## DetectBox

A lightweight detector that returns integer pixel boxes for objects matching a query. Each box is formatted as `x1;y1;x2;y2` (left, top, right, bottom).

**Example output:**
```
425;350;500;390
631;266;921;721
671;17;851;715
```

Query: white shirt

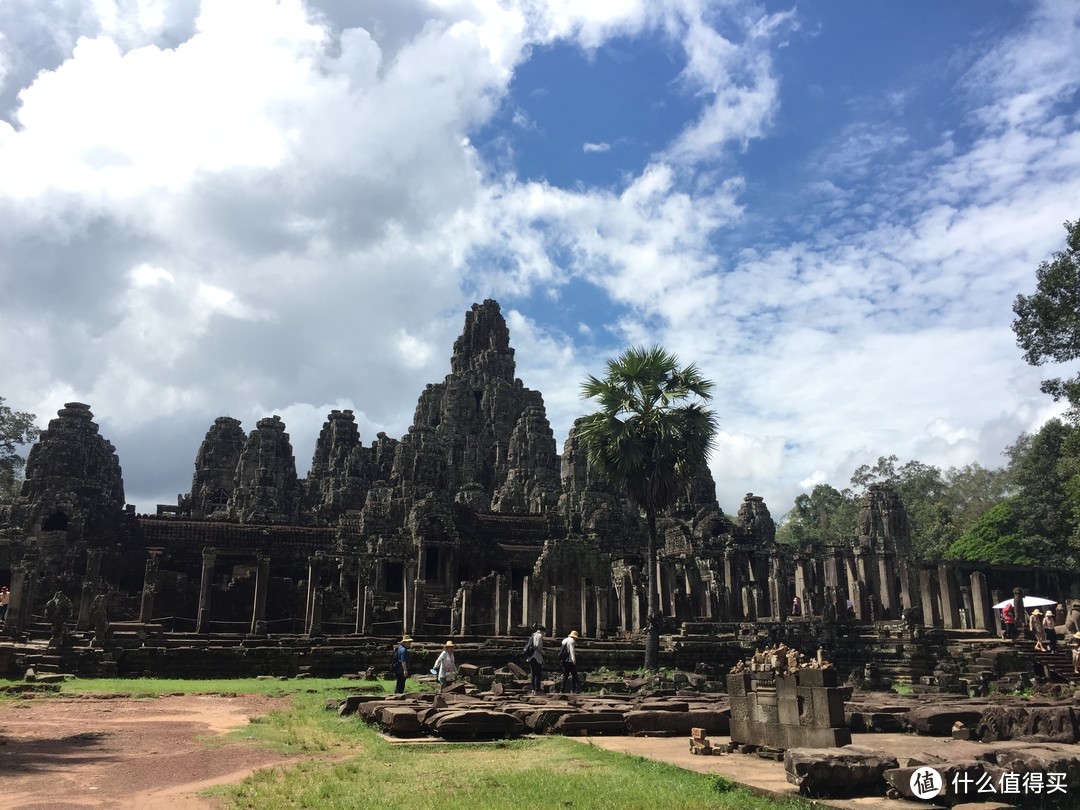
561;636;576;664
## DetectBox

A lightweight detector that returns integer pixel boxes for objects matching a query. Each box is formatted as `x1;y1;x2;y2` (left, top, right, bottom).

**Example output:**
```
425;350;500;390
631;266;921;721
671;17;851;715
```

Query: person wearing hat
559;630;580;694
1030;610;1047;652
1043;609;1059;653
393;636;412;693
433;640;458;691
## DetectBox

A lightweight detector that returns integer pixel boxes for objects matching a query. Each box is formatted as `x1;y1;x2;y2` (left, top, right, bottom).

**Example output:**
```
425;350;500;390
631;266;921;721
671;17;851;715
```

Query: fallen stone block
906;705;986;736
430;709;525;740
377;706;422;735
785;745;898;798
553;711;626;736
625;709;729;737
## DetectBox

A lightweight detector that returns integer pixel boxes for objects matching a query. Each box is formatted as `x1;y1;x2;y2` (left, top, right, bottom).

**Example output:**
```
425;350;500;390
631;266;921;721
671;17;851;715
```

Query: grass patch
19;677;808;810
217;727;804;810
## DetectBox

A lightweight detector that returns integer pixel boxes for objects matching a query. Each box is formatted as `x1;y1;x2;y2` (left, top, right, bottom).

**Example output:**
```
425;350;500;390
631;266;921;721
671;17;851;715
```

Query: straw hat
400;636;413;644
1032;609;1043;616
569;630;579;639
444;640;455;647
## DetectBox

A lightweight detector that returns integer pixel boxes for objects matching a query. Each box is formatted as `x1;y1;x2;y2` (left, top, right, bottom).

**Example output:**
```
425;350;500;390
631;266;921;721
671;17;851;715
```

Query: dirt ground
0;693;304;809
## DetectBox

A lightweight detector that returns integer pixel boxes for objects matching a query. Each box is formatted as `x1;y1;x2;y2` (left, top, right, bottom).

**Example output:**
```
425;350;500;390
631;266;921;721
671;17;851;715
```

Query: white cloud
583;141;610;153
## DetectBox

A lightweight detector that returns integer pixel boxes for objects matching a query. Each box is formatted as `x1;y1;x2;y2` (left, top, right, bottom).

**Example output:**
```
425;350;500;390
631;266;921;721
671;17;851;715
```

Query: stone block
727;672;751;698
906;705;985;737
796;668;839;688
785;746;897;798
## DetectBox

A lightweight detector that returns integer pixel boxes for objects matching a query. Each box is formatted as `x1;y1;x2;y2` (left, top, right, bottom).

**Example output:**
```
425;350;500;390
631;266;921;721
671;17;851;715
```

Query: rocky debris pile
728;642;833;675
883;740;1080;807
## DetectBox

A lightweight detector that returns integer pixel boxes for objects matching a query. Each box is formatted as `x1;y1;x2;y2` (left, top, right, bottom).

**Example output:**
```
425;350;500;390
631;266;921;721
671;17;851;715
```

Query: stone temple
0;300;1077;680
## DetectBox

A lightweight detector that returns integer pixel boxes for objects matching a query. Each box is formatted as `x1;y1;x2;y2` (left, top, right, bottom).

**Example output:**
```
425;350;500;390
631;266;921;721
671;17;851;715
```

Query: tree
1013;218;1080;414
944;499;1032;565
577;346;718;671
776;483;857;546
1;396;40;502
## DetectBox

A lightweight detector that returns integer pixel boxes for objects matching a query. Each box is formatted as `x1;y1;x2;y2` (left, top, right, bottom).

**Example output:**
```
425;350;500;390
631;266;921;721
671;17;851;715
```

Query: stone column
494;574;505;636
250;554;270;636
549;586;560;635
4;562;27;638
938;564;961;629
459;584;472;636
878;552;898;620
632;584;645;631
592;586;604;638
507;588;519;632
723;551;739;619
139;551;161;624
969;571;993;632
580;578;590;637
305;555;323;636
78;548;105;630
410;578;425;636
309;589;323;636
851;547;870;621
354;561;364;635
897;557;915;611
769;555;786;621
960;585;974;630
196;547;216;634
361;585;374;635
918;568;939;628
794;556;811;619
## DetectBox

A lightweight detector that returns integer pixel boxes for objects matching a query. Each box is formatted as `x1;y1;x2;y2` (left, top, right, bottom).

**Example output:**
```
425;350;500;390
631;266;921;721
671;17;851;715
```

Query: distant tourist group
389;623;582;695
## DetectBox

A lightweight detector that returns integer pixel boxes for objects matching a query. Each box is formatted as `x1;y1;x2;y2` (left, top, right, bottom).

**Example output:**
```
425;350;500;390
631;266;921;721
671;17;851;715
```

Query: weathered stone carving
229;416;302;524
185;416;245;519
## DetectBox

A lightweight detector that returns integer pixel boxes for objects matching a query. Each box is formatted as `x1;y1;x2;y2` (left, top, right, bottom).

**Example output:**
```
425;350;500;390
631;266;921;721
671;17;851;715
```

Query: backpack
559;640;570;663
390;648;403;674
522;639;535;660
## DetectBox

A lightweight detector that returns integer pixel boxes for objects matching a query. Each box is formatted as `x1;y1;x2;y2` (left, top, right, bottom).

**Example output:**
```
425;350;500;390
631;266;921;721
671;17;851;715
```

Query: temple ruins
0;299;1078;681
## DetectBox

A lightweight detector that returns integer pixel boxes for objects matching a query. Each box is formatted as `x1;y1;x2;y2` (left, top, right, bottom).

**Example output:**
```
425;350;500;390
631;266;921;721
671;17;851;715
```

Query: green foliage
1013;218;1080;414
943;499;1033;564
778;455;1011;561
577;345;718;516
0;396;39;502
578;345;717;670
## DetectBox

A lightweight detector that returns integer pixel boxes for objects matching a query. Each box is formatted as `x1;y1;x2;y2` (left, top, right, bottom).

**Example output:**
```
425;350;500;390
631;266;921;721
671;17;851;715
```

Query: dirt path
0;693;304;809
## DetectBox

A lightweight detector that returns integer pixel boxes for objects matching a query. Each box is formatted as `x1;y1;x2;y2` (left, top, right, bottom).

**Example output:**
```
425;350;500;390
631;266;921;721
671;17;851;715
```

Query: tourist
1072;632;1080;674
393;635;412;693
1043;610;1058;653
526;623;545;693
1030;610;1047;652
791;596;802;617
560;630;579;694
433;640;457;691
0;585;8;624
1002;601;1016;640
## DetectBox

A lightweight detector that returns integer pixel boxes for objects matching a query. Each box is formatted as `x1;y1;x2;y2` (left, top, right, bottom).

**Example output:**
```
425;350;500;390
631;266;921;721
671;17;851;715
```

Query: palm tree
577;345;717;670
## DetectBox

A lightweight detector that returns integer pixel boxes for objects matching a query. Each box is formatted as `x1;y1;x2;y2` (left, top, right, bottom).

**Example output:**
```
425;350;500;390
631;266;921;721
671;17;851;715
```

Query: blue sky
0;0;1078;519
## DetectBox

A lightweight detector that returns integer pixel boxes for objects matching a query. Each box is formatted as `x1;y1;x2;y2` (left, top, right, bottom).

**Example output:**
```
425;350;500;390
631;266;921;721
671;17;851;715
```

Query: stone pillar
897;557;915;610
507;588;519;632
196;547;216;634
4;562;28;638
851;547;870;621
616;579;628;632
459;584;472;636
78;548;105;630
592;586;603;638
969;571;993;632
305;555;323;636
410;578;425;636
549;586;560;635
878;552;898;620
402;564;415;636
580;578;590;637
794;557;810;619
304;555;319;629
769;555;786;621
723;551;739;619
492;575;504;636
361;585;374;635
632;584;645;631
960;585;974;630
354;561;364;635
250;554;270;635
918;568;939;628
938;564;961;629
139;551;161;624
309;589;323;636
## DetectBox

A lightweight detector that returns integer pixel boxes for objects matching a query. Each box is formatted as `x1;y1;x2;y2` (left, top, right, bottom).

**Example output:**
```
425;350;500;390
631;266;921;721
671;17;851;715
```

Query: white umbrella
991;596;1058;610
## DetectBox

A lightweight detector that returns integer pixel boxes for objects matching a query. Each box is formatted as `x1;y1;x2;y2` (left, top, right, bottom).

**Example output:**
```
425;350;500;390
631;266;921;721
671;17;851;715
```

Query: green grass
23;677;809;810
